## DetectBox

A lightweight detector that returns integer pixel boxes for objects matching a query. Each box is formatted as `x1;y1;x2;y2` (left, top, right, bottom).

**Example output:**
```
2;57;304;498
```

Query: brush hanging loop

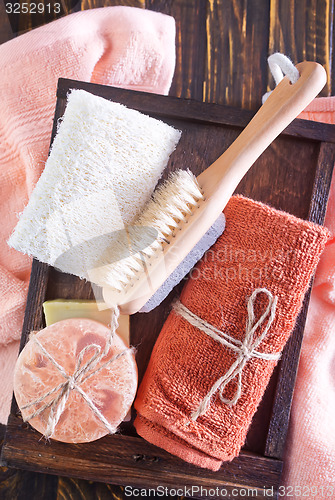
262;53;300;103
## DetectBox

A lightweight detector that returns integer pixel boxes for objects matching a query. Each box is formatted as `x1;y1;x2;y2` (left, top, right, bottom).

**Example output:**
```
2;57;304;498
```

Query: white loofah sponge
8;90;181;280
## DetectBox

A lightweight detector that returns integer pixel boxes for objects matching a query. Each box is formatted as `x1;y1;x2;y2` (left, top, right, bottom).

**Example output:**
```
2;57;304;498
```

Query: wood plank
0;0;16;43
5;0;143;36
57;78;335;143
1;420;125;500
57;476;124;500
332;0;335;94
146;0;207;100
0;421;57;500
204;0;271;109
0;466;58;500
6;0;81;35
3;415;282;496
7;260;49;421
81;0;144;10
268;0;332;96
307;142;335;225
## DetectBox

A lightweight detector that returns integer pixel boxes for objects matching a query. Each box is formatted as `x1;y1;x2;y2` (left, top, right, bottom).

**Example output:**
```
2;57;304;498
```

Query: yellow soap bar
43;300;130;345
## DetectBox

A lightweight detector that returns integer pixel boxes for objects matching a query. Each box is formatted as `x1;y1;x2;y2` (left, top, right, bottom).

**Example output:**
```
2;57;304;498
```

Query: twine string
173;288;281;421
21;305;134;438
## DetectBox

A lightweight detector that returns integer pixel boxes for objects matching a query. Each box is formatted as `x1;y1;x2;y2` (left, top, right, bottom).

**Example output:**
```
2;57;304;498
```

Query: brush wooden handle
197;61;326;202
104;61;326;315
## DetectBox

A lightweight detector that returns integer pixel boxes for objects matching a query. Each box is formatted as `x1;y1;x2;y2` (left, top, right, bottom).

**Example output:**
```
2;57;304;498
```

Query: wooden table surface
0;1;334;498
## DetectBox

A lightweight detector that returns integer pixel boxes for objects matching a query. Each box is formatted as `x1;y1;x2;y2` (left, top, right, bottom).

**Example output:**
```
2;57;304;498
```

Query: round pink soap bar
14;318;137;443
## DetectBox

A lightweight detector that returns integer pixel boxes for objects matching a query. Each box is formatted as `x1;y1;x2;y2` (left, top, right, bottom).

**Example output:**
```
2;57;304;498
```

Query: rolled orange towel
134;195;330;470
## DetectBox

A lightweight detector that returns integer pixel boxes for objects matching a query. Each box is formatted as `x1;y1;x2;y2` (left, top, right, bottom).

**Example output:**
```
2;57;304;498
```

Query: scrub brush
100;58;327;314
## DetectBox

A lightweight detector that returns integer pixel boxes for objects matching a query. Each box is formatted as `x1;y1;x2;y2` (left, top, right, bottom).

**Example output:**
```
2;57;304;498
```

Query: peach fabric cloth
282;99;335;493
134;195;329;470
0;6;176;424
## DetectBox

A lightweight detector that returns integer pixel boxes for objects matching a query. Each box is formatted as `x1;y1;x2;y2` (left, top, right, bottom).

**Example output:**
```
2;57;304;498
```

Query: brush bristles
96;170;203;291
138;169;203;236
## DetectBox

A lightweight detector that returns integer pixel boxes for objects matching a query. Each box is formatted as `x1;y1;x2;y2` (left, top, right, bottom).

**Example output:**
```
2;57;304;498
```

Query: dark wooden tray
2;78;335;499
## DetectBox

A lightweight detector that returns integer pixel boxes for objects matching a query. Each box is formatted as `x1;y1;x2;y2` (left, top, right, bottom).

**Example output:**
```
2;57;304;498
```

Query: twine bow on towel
21;306;134;439
173;288;281;421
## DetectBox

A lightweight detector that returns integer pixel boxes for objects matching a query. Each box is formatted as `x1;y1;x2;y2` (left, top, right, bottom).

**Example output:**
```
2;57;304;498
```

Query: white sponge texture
8;89;181;280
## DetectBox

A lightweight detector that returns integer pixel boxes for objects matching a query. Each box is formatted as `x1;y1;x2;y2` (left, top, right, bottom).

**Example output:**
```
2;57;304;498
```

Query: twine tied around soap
21;305;134;439
173;288;281;421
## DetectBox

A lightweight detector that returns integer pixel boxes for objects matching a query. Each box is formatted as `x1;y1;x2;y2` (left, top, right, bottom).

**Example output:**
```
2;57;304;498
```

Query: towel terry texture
134;195;329;470
282;99;335;495
0;6;176;424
